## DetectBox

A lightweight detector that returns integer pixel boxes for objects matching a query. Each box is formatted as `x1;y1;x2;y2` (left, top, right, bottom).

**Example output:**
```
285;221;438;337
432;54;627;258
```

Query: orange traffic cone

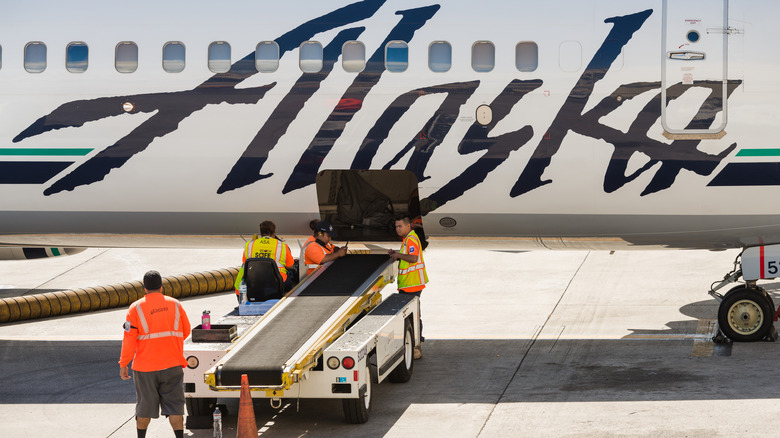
236;374;258;437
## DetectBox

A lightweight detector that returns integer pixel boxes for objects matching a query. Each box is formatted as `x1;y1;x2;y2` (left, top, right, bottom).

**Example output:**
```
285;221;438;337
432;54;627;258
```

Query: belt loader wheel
184;397;217;429
342;362;372;424
388;319;414;383
717;287;774;342
185;397;216;416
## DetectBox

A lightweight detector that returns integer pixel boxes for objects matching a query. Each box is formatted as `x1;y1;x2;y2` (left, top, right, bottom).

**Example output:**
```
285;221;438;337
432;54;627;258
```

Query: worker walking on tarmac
388;215;428;359
303;221;347;277
235;220;296;301
119;270;191;438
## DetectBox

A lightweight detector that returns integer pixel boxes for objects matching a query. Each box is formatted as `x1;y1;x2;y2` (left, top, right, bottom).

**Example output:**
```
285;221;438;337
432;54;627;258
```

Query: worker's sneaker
413;346;423;360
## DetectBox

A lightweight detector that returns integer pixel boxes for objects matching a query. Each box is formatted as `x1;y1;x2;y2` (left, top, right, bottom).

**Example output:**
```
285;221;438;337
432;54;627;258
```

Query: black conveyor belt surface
219;254;391;386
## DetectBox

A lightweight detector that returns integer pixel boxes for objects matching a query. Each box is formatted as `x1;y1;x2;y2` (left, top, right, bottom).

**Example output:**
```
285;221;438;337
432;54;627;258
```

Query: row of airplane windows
0;40;542;74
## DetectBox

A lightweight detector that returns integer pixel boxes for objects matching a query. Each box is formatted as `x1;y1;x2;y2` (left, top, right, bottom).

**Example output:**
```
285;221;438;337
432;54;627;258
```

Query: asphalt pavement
2;245;779;437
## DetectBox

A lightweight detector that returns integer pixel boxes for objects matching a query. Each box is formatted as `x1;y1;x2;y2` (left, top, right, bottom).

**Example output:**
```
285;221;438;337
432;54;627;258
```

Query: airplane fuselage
1;0;778;249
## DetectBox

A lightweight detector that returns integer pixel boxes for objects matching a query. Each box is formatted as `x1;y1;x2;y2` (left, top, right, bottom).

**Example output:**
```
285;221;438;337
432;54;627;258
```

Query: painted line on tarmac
690;318;718;357
0;335;121;341
623;333;714;341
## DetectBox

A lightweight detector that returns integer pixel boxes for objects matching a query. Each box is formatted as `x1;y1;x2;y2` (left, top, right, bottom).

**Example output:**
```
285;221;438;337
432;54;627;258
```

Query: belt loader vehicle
182;253;420;425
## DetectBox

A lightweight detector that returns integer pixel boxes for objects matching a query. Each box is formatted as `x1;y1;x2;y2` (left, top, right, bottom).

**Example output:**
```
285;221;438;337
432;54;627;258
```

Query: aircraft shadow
3;297;779;436
0;340;134;404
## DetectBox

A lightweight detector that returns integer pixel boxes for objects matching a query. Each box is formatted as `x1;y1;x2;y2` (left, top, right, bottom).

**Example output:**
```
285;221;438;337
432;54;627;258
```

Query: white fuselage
0;0;778;249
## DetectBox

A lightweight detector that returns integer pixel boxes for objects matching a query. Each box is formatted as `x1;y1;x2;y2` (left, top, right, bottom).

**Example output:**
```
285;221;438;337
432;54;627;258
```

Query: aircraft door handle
668;51;706;61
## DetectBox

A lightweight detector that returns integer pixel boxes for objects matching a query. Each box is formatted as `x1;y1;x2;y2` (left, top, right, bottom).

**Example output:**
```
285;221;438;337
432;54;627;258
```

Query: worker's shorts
133;366;184;418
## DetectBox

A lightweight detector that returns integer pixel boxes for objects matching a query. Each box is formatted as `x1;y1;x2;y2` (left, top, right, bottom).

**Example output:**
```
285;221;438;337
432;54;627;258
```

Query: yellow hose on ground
0;267;239;324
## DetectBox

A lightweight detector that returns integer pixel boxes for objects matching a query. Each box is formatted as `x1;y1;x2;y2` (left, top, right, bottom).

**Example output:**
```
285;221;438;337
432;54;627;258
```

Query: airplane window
428;41;451;72
66;42;88;73
472;41;495;72
300;41;323;73
24;42;46;73
515;42;538;72
559;41;581;72
208;41;231;74
163;42;185;73
115;42;138;73
342;41;365;73
256;41;279;72
385;41;408;72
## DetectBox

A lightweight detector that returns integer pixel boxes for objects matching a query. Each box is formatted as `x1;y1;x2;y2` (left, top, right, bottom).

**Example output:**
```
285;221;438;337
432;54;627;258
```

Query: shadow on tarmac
3;297;779;436
0;340;134;404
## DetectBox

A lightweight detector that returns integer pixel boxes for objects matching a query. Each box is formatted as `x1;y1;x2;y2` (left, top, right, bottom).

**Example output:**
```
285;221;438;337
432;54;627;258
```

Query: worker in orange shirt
303;221;347;277
119;270;191;438
388;215;428;359
298;220;318;276
235;220;296;301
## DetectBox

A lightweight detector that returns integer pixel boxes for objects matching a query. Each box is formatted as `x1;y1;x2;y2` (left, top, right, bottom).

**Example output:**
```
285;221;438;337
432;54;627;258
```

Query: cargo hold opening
315;170;422;242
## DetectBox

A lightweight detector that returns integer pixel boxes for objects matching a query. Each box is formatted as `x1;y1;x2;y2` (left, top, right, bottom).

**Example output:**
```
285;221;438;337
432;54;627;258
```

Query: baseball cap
143;270;163;290
314;221;336;237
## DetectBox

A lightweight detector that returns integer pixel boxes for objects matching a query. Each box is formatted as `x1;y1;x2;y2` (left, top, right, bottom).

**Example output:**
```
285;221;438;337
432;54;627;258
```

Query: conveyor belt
217;254;391;386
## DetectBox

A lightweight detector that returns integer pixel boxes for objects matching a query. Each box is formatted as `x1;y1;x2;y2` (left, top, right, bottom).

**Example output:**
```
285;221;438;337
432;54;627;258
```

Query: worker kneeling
235;221;297;303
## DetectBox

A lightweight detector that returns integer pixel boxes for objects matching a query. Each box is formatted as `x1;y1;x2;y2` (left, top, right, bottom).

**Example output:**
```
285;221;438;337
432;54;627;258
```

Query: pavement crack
26;249;111;295
476;251;591;437
106;415;135;437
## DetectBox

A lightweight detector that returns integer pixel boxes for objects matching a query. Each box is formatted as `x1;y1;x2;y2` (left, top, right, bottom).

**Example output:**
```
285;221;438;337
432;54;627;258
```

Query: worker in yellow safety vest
235;220;295;301
388;215;428;359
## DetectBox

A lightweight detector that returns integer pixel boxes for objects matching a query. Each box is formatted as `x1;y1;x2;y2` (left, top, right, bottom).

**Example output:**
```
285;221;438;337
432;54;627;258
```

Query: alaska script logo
12;1;739;211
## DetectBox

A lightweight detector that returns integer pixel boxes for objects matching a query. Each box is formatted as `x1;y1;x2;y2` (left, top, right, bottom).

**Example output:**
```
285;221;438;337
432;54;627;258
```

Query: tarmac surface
2;245;780;437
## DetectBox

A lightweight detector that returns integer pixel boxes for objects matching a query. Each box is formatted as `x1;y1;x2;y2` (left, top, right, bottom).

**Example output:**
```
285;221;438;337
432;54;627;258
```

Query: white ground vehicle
183;254;420;425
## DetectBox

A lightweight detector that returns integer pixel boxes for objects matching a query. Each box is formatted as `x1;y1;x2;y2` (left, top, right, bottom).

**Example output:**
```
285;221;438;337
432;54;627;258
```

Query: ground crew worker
303;221;347;277
119;270;191;438
388;215;428;359
412;216;429;250
298;220;319;276
235;220;296;301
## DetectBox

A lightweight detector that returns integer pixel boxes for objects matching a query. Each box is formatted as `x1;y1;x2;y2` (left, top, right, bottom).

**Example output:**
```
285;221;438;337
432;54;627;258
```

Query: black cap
314;221;336;237
143;270;163;291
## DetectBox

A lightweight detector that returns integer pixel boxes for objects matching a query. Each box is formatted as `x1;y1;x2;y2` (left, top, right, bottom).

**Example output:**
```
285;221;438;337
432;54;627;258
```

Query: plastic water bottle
239;280;247;304
213;406;222;438
202;310;211;330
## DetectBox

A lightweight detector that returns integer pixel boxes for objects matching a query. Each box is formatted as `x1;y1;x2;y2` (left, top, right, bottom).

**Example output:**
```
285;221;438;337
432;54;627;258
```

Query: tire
723;285;775;310
388;320;414;383
185;397;217;429
764;290;776;313
185;397;216;416
342;369;372;424
718;287;774;342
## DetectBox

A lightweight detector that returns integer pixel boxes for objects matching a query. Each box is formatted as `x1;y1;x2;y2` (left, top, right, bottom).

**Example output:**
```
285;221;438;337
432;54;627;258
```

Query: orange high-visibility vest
397;230;428;292
304;239;333;276
119;293;191;372
298;236;315;278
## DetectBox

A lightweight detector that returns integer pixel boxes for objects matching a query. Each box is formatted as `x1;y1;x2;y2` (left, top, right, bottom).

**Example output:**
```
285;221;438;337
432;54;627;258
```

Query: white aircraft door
662;0;728;135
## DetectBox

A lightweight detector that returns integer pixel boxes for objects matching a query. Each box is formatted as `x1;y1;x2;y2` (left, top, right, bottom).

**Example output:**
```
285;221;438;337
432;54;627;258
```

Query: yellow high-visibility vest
397;230;427;291
234;236;289;290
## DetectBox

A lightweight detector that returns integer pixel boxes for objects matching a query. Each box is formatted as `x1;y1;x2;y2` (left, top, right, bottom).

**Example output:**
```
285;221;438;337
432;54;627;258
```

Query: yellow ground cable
0;267;239;324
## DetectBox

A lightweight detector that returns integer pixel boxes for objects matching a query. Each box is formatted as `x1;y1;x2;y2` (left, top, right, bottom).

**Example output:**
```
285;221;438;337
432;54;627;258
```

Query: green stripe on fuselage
736;149;780;157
